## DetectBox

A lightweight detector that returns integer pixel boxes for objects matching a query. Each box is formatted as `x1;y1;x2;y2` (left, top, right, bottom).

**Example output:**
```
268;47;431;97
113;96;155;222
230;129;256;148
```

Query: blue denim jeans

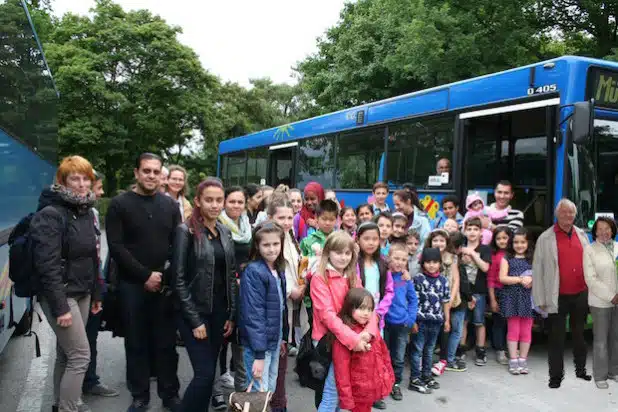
385;323;410;384
318;363;340;412
176;310;226;411
447;310;466;363
468;293;487;325
244;344;281;392
410;321;442;380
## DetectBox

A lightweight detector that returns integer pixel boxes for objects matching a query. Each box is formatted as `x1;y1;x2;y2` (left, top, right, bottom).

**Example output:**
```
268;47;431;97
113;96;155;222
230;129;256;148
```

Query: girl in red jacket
333;288;395;412
311;231;379;412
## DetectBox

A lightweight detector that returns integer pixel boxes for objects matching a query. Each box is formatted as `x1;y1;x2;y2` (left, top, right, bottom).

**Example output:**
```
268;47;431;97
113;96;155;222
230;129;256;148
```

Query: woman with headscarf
292;181;325;242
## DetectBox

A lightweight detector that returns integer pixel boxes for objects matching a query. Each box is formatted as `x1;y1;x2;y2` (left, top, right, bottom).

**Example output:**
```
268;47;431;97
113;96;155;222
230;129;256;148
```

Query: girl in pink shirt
311;231;379;412
488;226;511;365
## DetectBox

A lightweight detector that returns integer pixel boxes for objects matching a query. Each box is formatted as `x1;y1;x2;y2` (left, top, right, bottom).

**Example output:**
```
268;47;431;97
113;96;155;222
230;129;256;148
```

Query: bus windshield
571;118;618;228
594;119;618;217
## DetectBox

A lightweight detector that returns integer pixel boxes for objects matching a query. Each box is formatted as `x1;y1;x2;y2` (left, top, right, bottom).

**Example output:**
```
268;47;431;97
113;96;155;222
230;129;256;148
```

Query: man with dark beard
106;153;181;412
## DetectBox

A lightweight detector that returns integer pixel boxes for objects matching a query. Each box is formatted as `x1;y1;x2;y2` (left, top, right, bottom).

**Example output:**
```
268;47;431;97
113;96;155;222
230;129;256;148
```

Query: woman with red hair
292;182;325;242
30;155;102;412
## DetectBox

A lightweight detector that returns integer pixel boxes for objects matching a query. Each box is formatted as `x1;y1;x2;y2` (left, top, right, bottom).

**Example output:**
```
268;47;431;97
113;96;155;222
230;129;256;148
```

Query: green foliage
43;0;217;192
296;0;550;111
95;196;112;227
535;0;618;58
0;0;59;162
12;0;618;196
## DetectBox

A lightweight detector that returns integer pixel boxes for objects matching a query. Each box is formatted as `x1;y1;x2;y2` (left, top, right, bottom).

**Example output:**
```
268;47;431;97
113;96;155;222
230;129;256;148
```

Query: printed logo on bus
420;195;440;220
274;124;294;140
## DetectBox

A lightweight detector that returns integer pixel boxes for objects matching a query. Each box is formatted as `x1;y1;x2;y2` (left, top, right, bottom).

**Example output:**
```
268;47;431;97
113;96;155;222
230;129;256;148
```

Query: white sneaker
431;360;446;376
218;371;235;389
288;346;299;357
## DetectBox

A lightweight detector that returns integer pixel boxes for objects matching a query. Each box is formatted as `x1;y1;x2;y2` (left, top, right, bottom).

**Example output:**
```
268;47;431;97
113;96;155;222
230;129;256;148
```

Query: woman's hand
521;276;532;289
57;311;72;328
468;296;476;310
252;359;265;379
91;301;103;315
411;323;419;334
193;324;207;340
223;321;234;338
444;321;451;333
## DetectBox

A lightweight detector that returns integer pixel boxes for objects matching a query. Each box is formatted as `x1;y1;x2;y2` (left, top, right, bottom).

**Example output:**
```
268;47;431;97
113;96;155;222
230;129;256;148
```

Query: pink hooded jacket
311;267;379;350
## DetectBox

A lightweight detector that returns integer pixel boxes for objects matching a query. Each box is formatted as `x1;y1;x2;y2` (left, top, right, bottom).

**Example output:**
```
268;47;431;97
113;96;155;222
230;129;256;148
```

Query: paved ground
2;233;618;411
2;313;618;412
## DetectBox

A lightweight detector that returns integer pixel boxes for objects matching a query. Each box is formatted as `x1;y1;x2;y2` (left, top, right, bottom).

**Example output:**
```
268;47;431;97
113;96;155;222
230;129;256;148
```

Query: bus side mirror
570;99;595;145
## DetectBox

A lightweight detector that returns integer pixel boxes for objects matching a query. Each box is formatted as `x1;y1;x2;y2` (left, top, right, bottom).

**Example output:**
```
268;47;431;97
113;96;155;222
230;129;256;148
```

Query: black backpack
8;206;70;298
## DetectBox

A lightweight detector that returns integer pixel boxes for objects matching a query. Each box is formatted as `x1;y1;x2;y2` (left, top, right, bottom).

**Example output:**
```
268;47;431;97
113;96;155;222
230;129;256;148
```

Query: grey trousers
590;306;618;381
42;296;91;412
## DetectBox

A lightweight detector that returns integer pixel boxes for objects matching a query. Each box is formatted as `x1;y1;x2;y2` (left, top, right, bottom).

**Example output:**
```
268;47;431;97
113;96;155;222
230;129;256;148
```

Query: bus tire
12;309;31;337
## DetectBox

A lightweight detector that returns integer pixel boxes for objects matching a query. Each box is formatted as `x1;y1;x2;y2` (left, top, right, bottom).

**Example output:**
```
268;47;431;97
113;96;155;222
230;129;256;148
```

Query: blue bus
218;56;616;234
0;0;59;354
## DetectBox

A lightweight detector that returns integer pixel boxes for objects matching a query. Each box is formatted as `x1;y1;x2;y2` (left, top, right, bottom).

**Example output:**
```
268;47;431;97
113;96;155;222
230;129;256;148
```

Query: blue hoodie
385;271;418;327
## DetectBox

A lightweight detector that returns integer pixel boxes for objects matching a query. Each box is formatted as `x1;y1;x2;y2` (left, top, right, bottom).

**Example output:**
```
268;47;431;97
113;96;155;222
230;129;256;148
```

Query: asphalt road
1;233;618;411
2;309;618;412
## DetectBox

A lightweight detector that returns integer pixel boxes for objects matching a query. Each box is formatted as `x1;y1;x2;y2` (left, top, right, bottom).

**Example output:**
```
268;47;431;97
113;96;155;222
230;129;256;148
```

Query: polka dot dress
499;257;533;318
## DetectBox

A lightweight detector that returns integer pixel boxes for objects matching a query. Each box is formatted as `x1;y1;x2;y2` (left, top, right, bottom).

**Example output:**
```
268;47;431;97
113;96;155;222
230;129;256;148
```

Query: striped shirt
488;203;524;231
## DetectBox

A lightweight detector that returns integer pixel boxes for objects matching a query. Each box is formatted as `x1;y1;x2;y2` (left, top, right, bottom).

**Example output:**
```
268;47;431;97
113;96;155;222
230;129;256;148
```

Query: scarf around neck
218;210;252;244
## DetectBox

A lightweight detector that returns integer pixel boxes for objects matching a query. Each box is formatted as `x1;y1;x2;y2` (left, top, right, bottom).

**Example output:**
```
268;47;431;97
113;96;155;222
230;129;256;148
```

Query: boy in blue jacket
384;242;418;401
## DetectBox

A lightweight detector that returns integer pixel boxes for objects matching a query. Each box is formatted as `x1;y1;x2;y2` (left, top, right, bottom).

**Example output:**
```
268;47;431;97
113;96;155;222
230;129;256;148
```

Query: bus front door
457;99;558;234
268;142;297;188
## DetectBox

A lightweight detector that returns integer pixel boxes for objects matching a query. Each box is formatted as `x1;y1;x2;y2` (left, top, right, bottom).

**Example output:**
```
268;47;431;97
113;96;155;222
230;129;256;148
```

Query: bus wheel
12;310;31;336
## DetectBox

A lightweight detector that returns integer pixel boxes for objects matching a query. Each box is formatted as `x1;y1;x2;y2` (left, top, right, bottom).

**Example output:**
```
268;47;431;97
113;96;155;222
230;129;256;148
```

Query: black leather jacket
172;222;238;329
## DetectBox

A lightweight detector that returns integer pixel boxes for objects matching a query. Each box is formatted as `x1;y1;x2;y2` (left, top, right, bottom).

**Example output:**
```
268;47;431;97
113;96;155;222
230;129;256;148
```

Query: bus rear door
456;98;559;236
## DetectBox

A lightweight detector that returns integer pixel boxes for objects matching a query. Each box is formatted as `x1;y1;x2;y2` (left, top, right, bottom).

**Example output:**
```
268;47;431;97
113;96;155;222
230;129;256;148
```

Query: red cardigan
332;323;395;410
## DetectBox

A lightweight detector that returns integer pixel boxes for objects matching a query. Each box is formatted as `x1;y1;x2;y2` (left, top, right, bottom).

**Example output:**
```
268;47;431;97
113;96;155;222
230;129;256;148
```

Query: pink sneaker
432;360;447;376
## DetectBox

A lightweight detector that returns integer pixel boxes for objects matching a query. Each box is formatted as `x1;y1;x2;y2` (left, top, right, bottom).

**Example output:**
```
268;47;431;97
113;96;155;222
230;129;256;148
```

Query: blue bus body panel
219;56;618;214
220;56;618;156
367;89;449;124
0;130;55;354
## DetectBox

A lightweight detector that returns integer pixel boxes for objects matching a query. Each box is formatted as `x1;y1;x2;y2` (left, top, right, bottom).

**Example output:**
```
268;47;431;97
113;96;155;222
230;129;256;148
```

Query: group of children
238;180;536;412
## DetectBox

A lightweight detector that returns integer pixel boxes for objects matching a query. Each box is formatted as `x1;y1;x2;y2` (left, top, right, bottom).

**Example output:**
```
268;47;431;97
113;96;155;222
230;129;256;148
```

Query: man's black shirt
106;191;181;284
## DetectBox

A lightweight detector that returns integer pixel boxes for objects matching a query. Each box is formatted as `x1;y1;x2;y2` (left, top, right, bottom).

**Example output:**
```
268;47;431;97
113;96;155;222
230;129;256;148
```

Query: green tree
296;0;551;111
44;0;218;192
536;0;618;58
0;0;59;163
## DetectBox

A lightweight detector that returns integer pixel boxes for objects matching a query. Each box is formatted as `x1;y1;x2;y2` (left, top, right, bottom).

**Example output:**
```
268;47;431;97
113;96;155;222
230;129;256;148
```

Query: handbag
294;328;333;391
228;379;273;412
